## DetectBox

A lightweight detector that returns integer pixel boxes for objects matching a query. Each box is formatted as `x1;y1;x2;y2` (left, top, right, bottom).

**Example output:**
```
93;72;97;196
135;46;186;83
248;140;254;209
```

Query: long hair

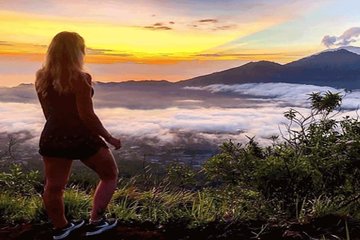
35;31;85;96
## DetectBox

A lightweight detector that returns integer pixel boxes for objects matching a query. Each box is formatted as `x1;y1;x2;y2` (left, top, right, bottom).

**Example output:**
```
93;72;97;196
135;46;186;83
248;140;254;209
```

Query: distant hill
178;49;360;89
176;61;283;86
95;80;173;87
8;48;360;90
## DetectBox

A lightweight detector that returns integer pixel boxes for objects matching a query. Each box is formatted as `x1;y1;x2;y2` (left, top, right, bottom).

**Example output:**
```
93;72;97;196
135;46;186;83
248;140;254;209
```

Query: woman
35;31;121;239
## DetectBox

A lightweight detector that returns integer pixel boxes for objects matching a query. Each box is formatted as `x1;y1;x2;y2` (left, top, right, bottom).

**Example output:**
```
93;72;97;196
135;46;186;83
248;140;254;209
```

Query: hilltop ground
1;214;360;240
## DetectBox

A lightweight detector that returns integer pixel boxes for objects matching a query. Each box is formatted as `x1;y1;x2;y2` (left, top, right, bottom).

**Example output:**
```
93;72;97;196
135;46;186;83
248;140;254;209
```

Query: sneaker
85;218;118;236
53;220;85;240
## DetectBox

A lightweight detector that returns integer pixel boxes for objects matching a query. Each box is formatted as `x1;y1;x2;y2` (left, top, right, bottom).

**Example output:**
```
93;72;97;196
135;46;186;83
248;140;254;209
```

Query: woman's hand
106;136;122;150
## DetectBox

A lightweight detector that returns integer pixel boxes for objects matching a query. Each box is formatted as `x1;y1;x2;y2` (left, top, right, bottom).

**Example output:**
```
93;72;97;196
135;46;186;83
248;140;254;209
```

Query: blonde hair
35;31;85;96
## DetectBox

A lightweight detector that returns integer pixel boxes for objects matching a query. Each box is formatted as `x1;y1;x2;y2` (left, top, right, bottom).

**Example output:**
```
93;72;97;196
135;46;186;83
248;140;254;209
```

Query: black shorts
39;133;109;160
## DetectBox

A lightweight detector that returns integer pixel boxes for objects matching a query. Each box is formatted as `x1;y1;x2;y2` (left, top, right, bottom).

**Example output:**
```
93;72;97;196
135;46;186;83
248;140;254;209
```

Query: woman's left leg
43;157;73;229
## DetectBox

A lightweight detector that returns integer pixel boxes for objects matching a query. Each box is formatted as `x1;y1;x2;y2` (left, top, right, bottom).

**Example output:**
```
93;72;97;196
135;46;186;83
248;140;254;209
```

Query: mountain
8;48;360;90
287;49;360;68
178;49;360;89
177;61;282;86
96;80;173;87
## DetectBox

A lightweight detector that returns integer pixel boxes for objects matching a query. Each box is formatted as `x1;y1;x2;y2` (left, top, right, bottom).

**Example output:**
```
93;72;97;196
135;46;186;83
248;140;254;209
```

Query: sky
1;0;360;86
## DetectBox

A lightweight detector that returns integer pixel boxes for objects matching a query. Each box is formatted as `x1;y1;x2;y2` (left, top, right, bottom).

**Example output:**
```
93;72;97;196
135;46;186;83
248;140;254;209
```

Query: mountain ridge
10;48;360;90
176;49;360;89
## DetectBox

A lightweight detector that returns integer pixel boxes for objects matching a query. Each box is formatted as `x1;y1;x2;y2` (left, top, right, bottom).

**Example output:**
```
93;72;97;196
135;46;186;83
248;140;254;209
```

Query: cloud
321;35;337;48
0;102;44;144
0;101;287;147
0;41;13;46
190;18;236;31
86;47;114;55
194;53;282;57
0;41;47;50
4;81;358;112
86;48;133;57
143;22;173;30
1;82;360;150
213;25;237;31
184;83;360;110
0;80;261;109
198;19;218;23
322;27;360;48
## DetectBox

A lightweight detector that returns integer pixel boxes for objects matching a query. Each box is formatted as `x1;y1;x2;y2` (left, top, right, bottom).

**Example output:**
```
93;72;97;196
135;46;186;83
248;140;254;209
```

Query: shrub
166;163;197;188
0;164;41;196
204;92;360;214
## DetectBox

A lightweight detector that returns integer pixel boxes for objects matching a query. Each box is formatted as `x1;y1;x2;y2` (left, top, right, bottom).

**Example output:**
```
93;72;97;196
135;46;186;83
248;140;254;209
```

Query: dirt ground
1;215;360;240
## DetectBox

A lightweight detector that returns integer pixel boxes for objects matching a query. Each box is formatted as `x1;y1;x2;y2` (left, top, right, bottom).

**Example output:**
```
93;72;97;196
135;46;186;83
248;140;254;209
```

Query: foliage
0;163;41;196
204;137;263;186
166;163;197;188
204;91;360;215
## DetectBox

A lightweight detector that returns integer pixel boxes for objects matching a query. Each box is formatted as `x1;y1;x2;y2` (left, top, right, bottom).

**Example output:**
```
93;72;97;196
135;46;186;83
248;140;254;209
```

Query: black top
40;84;94;132
37;80;107;160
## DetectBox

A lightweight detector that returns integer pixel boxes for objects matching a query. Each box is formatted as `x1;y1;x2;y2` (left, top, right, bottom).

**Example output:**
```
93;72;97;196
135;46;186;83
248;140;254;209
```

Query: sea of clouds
185;83;360;110
1;82;360;147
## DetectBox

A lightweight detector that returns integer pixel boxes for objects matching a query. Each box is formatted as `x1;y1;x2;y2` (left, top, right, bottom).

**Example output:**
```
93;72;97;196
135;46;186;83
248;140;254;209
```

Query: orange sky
0;0;359;86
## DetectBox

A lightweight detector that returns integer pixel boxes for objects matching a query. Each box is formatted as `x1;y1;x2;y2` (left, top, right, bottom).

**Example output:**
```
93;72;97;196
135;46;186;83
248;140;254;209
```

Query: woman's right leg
81;147;118;221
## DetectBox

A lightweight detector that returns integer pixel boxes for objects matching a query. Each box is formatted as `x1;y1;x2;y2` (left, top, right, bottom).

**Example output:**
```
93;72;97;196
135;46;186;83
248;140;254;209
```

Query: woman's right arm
36;92;50;120
74;74;121;149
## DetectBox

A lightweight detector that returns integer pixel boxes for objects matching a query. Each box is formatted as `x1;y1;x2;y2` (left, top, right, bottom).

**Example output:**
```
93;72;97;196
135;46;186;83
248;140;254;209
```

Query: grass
0;163;359;239
0;185;275;226
0;169;360;239
345;219;351;240
0;192;43;224
64;186;92;220
3;184;358;226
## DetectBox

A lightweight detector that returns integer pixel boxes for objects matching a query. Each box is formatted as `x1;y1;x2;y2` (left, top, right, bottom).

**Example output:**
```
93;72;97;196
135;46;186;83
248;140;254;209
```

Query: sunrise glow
1;0;360;85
